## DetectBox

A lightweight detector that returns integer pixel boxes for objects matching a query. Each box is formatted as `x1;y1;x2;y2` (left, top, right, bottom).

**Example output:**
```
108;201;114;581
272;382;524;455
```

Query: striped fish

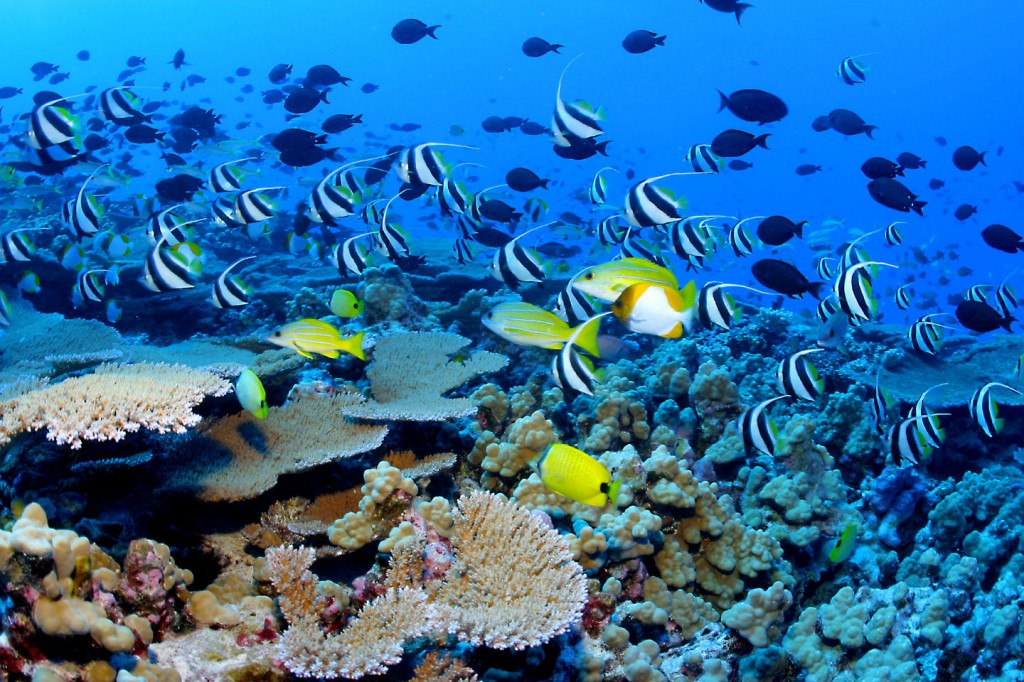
360;200;384;227
697;282;770;330
147;207;201;245
74;269;106;304
140;235;198;292
0;229;37;262
306;176;358;225
815;257;836;281
375;222;412;260
212;196;244;228
620;228;666;266
332;234;373;277
590;167;617;206
554;273;600;326
551;57;604;145
729;216;764;257
738;395;790;456
61;165;108;239
0;290;10;328
491;224;548;287
884;221;905;246
28;96;81;149
969;382;1022;438
907;313;953;355
834;260;897;322
894;285;913;310
908;383;948;448
550;313;608;396
623;173;697;228
996;273;1018;317
838;56;869;85
439;177;472;216
886;414;949;466
395;143;475;187
685;144;720;174
452;237;474;265
597;216;627;247
816;296;842;323
668;218;716;259
99;87;148;125
965;284;990;303
211;256;256;309
870;370;894;435
208;157;256;193
235;187;284;224
777;348;825;401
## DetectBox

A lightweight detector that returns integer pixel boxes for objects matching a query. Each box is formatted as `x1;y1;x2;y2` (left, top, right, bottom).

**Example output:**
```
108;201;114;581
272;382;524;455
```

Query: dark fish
536;242;581;258
321;114;363;134
161;151;187;166
31;62;58;76
155;174;204;202
935;136;948;146
828;108;876;138
179;106;221;135
124;124;164;143
0;87;22;99
506;167;549;192
710;129;770;157
127;56;146;67
304;64;351;88
235;67;251;77
519;121;550;136
392;18;440;44
284;86;329;114
522;37;563;57
928;178;945;190
752;259;825;298
861;156;903;179
272;128;326;152
954;204;977;221
480;199;522;223
481;116;506;133
981;224;1024;253
728;159;754;171
262;89;285;104
83;133;108;151
622;30;666;54
472;227;514;248
956;300;1013;333
757;216;806;245
280;146;335;167
811;115;832;132
795;164;822;176
76;50;90;61
170;48;187;70
553;137;610;160
269;63;292;83
361;83;379;93
389;122;422;132
717;89;787;125
701;0;753;24
896;152;926;169
502;116;528;130
952;145;986;171
867;178;926;215
49;73;70;85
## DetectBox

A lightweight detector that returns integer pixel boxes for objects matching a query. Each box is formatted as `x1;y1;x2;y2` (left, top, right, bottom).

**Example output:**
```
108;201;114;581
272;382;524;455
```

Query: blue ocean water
2;1;1024;679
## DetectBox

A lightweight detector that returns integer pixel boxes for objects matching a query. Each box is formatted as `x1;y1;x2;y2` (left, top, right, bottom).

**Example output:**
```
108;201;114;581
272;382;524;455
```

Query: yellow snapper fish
482;301;602;356
532;443;621;507
329;289;363;318
268;318;366;360
611;281;698;338
235;368;268;419
572;257;679;302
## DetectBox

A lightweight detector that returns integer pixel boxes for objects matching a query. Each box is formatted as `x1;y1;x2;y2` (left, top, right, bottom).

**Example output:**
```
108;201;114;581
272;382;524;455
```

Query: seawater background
1;0;1022;325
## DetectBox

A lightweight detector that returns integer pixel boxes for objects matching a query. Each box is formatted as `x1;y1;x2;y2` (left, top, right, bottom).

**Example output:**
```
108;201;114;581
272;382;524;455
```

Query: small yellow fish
482;302;601;356
572;258;679;302
611;281;697;338
268;318;365;360
533;443;620;507
235;368;268;419
329;289;363;318
828;524;858;564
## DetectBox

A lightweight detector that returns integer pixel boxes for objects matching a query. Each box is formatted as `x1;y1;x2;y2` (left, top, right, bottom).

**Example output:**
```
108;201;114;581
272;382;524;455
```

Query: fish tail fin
571;314;605;358
343;330;367;360
717;90;730;112
595;140;611;156
735;4;752;23
978;151;987;167
920;160;927;168
895;166;905;176
426;25;442;39
795;221;807;238
863;125;878;139
807;281;827;300
550;44;564;54
911;200;926;216
1002;316;1016;333
320;88;331;104
655;35;667;46
754;133;771;149
540;179;550;189
604;480;622;506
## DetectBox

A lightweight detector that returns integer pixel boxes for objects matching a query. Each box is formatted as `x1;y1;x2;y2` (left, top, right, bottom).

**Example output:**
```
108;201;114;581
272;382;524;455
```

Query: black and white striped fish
887;415;948;466
235;187;284;224
208;157;256;193
777;348;825;401
27;96;80;149
816;296;842;323
589;167;616;206
870;370;894;435
551;58;605;146
550;313;608;396
668;218;716;259
375;222;412;261
396;143;473;187
728;216;763;257
140;235;198;292
834;260;897;322
211;256;255;308
838;56;869;85
815;257;836;281
697;282;769;330
738;395;790;456
908;383;947;448
907;313;952;355
969;382;1022;438
884;221;905;246
306;175;358;225
624;173;697;228
73;269;106;304
360;200;384;227
212;196;244;227
439;176;472;216
894;285;913;310
0;229;37;262
685;144;720;174
99;87;148;125
452;237;474;264
61;165;108;239
995;273;1018;317
597;216;627;246
147;207;201;245
554;273;600;326
620;228;666;266
491;224;547;287
0;291;10;328
332;234;372;277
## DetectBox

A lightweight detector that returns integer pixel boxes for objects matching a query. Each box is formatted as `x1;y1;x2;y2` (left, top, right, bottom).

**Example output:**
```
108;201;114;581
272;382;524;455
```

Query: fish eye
584;273;594;279
272;331;281;336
